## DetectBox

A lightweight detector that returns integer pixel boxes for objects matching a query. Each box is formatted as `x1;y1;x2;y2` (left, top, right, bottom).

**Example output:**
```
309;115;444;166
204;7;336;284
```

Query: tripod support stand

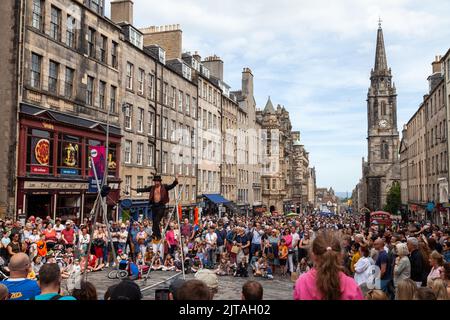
141;183;186;287
83;157;119;282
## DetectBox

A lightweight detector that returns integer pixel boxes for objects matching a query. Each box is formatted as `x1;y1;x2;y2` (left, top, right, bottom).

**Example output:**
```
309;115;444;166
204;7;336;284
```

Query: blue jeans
250;243;261;260
207;248;215;267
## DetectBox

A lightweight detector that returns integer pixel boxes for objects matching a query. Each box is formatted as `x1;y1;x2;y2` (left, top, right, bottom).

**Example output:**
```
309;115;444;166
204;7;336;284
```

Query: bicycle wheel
118;270;129;279
107;270;119;279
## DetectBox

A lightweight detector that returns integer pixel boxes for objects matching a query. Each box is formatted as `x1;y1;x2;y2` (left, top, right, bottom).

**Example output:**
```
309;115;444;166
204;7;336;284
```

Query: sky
106;0;450;193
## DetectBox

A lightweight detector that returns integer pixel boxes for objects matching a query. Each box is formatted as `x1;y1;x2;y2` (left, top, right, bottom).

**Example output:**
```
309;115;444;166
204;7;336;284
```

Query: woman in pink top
282;228;294;274
165;226;178;256
293;230;364;300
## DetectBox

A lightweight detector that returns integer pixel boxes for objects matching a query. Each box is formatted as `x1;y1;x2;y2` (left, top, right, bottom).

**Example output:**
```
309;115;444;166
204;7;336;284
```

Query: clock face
379;120;388;128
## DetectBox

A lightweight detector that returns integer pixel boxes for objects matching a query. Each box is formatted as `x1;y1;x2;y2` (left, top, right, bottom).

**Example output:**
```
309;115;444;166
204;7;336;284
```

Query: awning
202;194;230;204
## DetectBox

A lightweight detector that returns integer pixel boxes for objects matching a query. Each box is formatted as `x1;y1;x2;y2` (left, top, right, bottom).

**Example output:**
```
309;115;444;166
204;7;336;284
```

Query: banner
194;207;199;226
178;205;182;220
89;146;106;180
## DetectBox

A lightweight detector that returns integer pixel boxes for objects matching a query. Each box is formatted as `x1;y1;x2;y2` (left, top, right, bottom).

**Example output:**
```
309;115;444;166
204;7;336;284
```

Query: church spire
264;96;275;113
374;20;388;73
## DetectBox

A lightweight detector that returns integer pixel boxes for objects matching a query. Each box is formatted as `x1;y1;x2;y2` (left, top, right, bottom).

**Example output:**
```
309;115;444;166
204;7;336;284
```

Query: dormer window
128;26;143;50
182;64;192;81
158;48;166;64
201;65;210;78
192;59;200;72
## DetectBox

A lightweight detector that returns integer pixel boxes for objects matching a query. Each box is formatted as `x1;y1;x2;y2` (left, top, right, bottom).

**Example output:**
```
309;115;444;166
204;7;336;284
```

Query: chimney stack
242;67;254;98
202;55;224;80
432;55;442;74
140;24;183;60
110;0;134;25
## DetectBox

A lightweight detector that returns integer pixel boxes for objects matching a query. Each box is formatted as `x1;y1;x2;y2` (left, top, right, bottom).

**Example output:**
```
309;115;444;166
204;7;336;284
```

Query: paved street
64;269;294;300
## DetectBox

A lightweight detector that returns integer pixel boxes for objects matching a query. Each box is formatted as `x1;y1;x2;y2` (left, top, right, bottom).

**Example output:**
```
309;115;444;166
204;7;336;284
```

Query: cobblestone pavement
66;269;295;300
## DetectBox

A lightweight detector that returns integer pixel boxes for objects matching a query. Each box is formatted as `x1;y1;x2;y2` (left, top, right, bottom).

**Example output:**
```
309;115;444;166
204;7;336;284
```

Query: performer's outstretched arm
165;175;179;191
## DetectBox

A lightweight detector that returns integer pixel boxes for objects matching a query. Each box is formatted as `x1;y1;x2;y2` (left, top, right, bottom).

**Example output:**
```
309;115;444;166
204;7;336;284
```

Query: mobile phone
155;288;170;300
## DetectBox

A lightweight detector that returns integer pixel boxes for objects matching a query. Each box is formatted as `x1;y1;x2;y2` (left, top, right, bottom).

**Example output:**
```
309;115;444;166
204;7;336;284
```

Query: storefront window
56;195;81;224
108;143;118;177
27;128;54;175
58;134;81;176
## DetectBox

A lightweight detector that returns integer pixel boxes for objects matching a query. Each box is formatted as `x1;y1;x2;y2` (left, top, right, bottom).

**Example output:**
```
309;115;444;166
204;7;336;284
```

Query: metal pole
174;185;186;280
90;157;118;270
83;193;100;282
140;272;182;293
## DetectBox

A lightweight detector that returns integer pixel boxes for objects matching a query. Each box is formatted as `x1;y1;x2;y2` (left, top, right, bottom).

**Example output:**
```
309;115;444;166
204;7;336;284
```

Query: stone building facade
1;0;126;221
0;0;20;218
110;2;198;216
399;56;449;224
201;56;238;203
307;167;317;208
232;68;262;212
257;98;310;213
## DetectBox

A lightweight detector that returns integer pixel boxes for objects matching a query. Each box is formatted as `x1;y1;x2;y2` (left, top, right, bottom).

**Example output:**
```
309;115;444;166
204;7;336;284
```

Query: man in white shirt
205;226;218;269
290;226;300;266
53;219;64;241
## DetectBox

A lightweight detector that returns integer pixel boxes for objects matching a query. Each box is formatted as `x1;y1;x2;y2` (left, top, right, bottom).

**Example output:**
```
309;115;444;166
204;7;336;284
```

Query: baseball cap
169;278;186;300
194;269;218;290
109;280;142;300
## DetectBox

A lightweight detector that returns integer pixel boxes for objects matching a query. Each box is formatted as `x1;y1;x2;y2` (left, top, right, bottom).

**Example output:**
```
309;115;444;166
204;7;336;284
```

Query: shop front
16;104;121;224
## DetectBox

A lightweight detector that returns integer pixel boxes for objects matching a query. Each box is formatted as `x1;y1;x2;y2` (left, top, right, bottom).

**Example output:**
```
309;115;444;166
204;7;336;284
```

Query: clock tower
365;22;400;211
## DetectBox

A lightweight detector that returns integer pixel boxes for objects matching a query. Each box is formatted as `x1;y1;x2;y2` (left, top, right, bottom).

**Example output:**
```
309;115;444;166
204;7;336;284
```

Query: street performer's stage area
62;270;293;300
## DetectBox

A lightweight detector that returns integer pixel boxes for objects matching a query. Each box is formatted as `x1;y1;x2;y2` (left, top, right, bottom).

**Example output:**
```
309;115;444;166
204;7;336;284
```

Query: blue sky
106;0;450;192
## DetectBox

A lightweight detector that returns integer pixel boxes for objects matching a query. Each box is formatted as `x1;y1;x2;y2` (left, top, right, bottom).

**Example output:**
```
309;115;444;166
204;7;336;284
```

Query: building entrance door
26;194;52;219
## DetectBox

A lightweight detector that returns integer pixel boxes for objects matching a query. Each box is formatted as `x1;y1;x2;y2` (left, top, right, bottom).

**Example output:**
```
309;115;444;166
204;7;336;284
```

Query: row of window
30;53;118;112
124;140;154;167
199;79;221;106
200;139;221;162
197;170;220;193
199;108;220;131
123;140;197;177
237;189;248;203
408;184;443;204
32;0;118;67
428;152;448;176
426;88;445;118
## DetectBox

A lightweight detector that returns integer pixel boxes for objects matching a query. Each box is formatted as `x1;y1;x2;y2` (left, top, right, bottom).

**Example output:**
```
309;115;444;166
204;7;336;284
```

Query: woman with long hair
293;231;363;300
353;244;373;286
427;250;444;287
395;278;417;300
440;263;450;297
429;279;449;300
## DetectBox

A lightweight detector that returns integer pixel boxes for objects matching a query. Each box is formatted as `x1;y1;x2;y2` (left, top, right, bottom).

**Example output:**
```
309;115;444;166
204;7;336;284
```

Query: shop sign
31;165;49;175
88;177;100;193
60;168;78;175
34;138;50;166
89;146;106;180
24;181;88;190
